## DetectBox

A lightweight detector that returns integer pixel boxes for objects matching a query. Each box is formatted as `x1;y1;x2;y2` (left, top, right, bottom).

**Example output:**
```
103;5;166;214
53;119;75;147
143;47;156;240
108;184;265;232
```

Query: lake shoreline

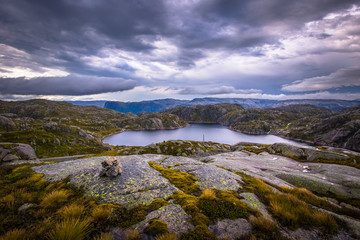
103;123;305;147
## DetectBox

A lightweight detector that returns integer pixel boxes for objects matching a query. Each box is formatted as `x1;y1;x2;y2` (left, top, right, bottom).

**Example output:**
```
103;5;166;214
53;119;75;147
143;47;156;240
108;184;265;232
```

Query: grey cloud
282;67;360;92
0;75;136;95
179;86;262;95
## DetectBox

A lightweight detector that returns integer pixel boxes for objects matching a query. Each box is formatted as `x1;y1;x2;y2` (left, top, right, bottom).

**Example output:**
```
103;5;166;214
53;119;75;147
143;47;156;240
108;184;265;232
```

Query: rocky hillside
165;103;360;152
0;100;187;158
5;143;356;240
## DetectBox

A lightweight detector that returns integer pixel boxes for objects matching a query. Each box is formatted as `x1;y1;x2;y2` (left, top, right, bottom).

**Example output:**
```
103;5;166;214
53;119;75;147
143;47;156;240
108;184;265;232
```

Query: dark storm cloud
0;0;359;98
0;75;136;95
1;0;357;72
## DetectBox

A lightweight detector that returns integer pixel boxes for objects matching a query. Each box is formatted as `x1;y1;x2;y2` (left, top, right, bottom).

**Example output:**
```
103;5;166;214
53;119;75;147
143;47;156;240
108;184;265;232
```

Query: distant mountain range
67;98;360;113
91;98;360;113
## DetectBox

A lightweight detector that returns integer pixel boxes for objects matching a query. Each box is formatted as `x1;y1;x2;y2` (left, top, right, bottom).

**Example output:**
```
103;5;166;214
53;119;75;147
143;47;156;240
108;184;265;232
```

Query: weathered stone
18;203;36;212
208;218;251;240
32;155;179;209
133;203;193;235
2;154;18;162
0;148;10;161
13;143;37;160
268;143;349;162
240;192;271;219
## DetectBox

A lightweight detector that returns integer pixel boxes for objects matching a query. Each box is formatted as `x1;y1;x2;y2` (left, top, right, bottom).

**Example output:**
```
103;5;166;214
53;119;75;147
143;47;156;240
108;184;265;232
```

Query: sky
0;0;360;102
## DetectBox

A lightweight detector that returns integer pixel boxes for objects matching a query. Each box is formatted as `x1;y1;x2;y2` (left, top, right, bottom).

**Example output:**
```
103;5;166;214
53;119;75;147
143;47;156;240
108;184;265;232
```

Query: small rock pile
99;157;122;177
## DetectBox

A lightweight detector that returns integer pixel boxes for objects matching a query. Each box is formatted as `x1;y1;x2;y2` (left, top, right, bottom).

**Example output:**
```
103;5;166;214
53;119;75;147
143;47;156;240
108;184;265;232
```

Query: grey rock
268;143;349;162
3;154;18;162
18;203;36;212
208;218;251;240
13;143;37;160
33;155;179;209
133;204;193;235
240;192;271;219
0;148;10;161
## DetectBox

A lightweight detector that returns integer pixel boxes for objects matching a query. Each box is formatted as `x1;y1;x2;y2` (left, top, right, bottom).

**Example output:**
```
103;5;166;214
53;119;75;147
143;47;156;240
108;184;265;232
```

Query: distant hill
104;98;360;113
67;101;107;108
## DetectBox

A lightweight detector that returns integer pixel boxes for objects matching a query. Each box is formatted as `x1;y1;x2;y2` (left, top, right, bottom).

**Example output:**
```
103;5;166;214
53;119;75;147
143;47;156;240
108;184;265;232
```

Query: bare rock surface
33;155;179;208
202;151;360;200
208;218;251;240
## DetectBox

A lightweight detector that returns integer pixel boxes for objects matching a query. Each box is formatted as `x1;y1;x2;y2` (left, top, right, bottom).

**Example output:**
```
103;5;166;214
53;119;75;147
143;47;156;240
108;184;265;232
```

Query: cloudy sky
0;0;359;102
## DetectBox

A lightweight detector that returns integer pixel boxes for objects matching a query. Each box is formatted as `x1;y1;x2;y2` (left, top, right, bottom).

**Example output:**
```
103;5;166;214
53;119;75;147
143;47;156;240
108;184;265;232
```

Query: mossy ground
0;164;168;240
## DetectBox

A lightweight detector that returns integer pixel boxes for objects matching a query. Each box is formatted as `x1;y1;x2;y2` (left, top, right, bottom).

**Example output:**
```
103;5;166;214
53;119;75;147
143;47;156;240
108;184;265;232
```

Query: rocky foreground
32;143;360;240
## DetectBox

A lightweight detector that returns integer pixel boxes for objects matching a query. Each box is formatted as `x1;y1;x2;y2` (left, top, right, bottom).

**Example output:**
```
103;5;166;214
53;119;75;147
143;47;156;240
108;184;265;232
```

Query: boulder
3;154;18;162
0;148;10;161
99;158;122;177
13;144;37;160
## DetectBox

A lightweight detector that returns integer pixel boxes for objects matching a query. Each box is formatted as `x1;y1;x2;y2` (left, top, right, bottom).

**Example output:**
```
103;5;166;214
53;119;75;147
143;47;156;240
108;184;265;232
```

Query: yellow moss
148;162;200;194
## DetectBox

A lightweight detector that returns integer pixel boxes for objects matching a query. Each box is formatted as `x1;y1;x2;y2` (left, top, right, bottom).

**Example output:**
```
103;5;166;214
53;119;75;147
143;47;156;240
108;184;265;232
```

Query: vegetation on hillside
0;100;187;158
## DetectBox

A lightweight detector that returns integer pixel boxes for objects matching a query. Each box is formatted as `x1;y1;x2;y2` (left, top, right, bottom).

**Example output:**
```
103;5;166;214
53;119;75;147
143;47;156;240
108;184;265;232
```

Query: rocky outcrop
208;219;251;240
32;149;360;239
268;143;350;162
0;143;37;162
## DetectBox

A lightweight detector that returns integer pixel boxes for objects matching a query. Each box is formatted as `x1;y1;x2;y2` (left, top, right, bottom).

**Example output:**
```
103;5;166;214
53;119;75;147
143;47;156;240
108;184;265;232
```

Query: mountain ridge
101;98;360;113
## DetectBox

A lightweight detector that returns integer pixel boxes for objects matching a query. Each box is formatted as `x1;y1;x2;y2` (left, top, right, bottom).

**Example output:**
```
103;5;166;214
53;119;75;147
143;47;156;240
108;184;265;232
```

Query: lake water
103;123;306;146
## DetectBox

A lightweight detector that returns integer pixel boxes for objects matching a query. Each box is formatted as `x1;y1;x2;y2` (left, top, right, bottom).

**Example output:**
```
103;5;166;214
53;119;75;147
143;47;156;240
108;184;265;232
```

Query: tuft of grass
93;232;113;240
0;229;26;240
48;218;91;240
269;192;339;233
312;211;338;234
156;232;178;240
126;229;141;240
90;204;113;225
148;162;200;194
250;216;277;234
143;219;169;237
57;203;85;219
200;189;216;200
249;216;289;240
40;189;70;208
0;194;15;208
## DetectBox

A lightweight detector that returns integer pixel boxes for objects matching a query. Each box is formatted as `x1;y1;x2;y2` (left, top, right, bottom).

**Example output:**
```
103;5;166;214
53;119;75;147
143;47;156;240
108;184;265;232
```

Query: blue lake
103;123;306;146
